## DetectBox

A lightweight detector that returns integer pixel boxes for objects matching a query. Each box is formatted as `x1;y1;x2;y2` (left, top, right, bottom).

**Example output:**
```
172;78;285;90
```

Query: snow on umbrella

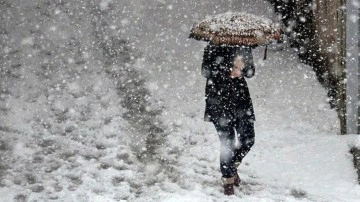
189;12;282;47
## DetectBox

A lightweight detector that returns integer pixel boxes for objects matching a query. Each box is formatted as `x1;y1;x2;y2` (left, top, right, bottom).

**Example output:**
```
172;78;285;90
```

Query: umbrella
189;12;282;47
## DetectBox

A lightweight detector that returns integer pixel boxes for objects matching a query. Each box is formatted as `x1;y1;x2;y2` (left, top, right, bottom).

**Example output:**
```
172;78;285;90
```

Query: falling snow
0;0;359;202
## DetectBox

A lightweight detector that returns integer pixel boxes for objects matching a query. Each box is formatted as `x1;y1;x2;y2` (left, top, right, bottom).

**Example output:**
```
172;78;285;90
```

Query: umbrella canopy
189;12;282;46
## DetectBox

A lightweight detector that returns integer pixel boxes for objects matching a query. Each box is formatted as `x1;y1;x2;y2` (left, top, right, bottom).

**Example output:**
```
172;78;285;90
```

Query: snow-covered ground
1;0;360;201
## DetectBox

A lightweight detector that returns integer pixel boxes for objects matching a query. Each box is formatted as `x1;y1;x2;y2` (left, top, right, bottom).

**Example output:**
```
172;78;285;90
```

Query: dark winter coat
201;44;255;123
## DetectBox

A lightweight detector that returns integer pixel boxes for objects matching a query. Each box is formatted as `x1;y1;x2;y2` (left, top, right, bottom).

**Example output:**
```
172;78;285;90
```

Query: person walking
201;43;256;195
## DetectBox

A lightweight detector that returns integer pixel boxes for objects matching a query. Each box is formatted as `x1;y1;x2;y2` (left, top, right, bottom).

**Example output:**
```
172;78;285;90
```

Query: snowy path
134;0;360;201
144;44;360;201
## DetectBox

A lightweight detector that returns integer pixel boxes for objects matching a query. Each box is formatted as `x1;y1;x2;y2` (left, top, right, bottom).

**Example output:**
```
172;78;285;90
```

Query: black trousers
213;118;255;178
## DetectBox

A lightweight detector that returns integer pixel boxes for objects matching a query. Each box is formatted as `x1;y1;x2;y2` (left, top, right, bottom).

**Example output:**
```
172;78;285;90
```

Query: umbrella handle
263;45;267;60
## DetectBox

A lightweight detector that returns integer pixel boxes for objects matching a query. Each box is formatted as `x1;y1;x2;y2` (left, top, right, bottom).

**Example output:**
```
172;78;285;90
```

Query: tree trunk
267;0;346;134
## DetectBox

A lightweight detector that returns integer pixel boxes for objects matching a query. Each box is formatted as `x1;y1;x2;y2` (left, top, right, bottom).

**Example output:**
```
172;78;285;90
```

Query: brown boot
222;177;235;195
233;162;241;187
234;173;241;187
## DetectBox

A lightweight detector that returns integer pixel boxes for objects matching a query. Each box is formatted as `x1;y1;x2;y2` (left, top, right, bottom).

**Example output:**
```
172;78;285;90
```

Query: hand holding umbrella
230;56;245;79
